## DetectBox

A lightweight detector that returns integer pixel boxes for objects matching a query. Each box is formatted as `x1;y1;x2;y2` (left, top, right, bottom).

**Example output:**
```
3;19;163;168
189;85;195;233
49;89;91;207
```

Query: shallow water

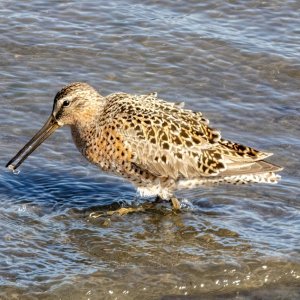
1;0;300;299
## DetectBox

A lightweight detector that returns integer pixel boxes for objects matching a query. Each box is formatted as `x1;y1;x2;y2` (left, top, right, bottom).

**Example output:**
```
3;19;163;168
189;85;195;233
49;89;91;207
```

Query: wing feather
108;93;225;179
105;92;280;181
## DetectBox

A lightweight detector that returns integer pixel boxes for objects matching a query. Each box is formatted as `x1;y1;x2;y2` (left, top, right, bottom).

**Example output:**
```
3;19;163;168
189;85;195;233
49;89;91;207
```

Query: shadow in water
1;167;135;210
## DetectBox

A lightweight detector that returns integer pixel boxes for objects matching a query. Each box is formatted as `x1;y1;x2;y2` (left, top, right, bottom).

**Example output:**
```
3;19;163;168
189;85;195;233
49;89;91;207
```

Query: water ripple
1;0;300;298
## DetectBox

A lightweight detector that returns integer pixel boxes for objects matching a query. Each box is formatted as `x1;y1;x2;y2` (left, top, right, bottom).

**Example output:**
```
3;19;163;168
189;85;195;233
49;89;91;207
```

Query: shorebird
6;82;282;211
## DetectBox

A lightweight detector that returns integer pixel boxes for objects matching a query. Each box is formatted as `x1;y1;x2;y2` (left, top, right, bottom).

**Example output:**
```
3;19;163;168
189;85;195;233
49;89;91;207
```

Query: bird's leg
155;186;181;210
159;178;181;211
155;195;181;210
156;194;181;210
154;195;165;203
170;197;181;210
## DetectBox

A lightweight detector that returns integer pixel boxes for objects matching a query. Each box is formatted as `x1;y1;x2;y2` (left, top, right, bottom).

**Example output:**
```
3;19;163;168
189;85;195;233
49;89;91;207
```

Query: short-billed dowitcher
6;82;282;211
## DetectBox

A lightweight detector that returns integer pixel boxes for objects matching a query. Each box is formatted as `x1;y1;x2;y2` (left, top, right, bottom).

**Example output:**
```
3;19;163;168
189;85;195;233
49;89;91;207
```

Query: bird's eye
62;100;70;107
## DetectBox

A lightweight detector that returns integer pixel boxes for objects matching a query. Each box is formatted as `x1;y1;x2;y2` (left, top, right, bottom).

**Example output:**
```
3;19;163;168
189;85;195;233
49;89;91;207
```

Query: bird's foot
89;206;145;218
107;206;146;216
89;197;181;219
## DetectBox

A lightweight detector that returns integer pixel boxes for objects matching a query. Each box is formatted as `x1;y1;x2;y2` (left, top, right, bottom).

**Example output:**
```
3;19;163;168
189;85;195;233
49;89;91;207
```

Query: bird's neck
70;101;105;154
70;121;97;155
74;98;105;129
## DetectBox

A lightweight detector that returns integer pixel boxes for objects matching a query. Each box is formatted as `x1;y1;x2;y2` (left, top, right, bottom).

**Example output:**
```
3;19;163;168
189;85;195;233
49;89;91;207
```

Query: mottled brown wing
108;93;226;179
103;93;281;181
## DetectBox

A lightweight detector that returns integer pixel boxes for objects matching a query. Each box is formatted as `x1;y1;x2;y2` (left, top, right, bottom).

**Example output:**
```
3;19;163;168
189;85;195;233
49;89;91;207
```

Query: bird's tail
177;160;282;189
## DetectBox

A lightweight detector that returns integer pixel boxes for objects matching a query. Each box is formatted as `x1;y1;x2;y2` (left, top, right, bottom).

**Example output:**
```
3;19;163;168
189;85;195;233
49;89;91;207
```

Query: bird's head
52;82;103;126
6;82;103;171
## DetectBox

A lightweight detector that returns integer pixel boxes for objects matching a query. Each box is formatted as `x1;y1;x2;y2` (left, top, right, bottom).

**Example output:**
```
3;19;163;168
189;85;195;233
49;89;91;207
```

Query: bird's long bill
6;116;60;171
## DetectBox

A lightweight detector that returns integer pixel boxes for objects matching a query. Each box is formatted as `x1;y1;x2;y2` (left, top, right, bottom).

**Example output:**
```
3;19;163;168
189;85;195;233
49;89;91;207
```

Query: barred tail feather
177;171;281;189
223;160;283;176
177;159;282;189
